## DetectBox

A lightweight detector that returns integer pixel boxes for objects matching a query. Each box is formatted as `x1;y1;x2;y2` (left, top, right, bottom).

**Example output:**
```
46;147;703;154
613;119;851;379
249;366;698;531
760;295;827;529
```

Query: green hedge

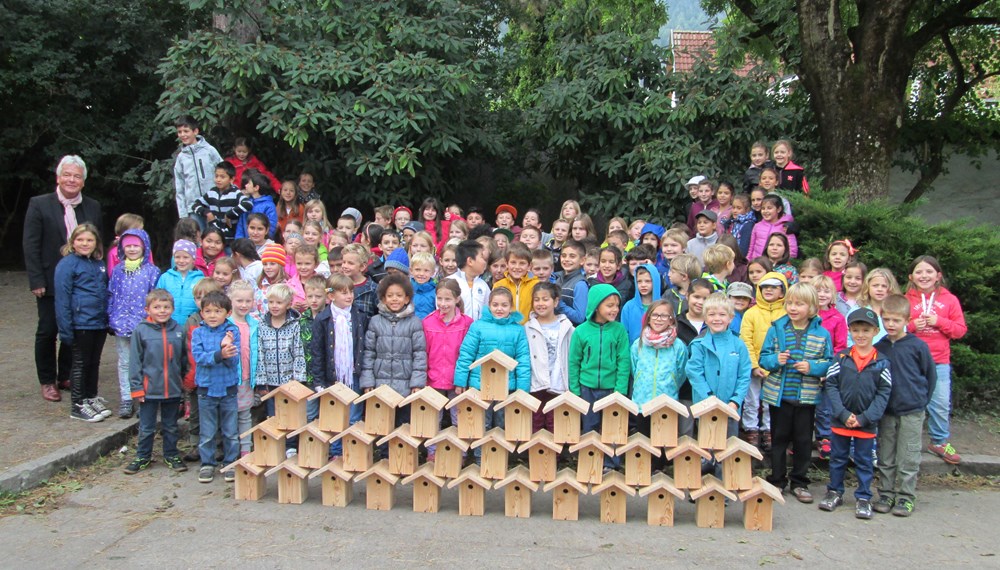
790;191;1000;411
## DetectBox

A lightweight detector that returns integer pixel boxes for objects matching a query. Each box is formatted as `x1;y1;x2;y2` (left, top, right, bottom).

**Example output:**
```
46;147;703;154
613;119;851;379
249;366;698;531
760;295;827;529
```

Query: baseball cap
848;307;880;328
695;210;718;222
726;282;754;299
686;175;707;186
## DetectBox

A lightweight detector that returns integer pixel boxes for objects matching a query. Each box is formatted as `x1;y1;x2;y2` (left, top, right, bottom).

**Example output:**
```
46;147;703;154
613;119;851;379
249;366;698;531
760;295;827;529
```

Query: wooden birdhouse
542;391;590;445
447;465;492;517
690;475;738;529
222;456;267;501
424;427;470;479
309;458;354;507
355;460;399;511
716;436;765;491
739;477;785;531
446;388;490;440
376;424;423;477
615;433;662;487
356;385;404;437
592;471;636;524
288;421;335;469
641;394;691;448
569;431;615;485
638;473;685;527
469;349;518;402
494;390;542;442
402;464;447;513
592;392;639;445
494;466;539;519
260;380;314;431
471;427;516;480
517;429;563;483
689;396;740;451
265;460;311;505
665;435;712;490
329;421;376;473
240;417;287;468
308;383;359;433
399;387;450;438
543;468;588;521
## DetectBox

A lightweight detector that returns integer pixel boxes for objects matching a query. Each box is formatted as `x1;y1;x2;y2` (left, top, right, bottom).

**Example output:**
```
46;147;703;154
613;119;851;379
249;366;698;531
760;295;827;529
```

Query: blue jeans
137;398;182;460
580;387;620;469
927;363;951;444
828;433;875;500
198;386;239;466
814;391;832;440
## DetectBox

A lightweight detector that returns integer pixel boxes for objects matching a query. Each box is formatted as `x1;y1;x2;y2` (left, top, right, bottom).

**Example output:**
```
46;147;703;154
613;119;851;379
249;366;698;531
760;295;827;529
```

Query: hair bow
839;238;858;256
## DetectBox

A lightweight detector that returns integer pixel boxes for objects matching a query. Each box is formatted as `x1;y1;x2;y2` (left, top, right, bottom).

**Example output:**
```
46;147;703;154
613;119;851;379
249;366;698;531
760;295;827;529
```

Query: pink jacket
746;216;798;260
422;309;473;390
905;287;966;364
819;307;847;353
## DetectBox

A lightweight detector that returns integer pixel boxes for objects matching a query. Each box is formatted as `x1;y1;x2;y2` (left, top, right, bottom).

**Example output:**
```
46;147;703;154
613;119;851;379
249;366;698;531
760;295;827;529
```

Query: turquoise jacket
155;268;205;325
630;337;688;412
454;311;531;391
686;329;753;410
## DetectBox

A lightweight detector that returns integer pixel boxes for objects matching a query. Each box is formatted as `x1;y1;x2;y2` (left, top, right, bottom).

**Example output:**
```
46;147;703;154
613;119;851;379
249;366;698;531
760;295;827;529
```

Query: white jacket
524;315;575;394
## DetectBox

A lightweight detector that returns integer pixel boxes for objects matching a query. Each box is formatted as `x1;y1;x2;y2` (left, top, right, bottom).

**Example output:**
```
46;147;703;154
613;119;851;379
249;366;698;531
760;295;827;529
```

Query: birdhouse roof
264;459;312;479
354;384;405;407
592;391;640;415
288;421;336;442
307;382;359;404
355;460;401;485
592;471;637;496
308;458;353;481
715;436;765;462
471;427;517;453
222;455;266;476
568;431;615;456
399;386;450;410
376;423;423;448
638;473;686;499
516;429;563;454
447;465;493;490
240;416;287;440
641;394;691;417
445;388;490;410
494;465;539;492
541;391;590;415
329;421;377;445
494;390;542;413
542;468;589;493
401;463;447;487
424;426;471;451
615;433;662;457
468;349;519;371
259;380;315;403
739;477;786;504
664;435;713;461
689;396;740;421
690;474;738;501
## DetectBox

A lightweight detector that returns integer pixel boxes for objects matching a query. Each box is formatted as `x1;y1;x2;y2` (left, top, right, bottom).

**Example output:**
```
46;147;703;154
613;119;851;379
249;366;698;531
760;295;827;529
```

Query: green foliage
791;191;1000;410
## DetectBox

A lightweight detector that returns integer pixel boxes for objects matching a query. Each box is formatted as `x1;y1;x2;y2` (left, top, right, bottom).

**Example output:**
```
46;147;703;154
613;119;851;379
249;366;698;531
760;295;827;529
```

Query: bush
790;191;1000;411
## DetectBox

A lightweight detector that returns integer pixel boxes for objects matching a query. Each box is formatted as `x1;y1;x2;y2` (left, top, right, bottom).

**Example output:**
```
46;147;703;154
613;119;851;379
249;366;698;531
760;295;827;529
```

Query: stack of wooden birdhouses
228;351;784;531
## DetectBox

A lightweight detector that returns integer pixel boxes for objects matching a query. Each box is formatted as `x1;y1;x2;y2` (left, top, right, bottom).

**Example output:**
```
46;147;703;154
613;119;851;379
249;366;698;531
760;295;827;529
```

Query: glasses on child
650;313;672;321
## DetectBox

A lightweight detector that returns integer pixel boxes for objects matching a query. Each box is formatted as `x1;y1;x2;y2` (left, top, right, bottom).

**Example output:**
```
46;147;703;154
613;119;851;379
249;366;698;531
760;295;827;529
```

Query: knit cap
403;221;425;233
121;235;144;249
173;239;196;258
261;243;287;266
341;207;362;226
384;248;410;275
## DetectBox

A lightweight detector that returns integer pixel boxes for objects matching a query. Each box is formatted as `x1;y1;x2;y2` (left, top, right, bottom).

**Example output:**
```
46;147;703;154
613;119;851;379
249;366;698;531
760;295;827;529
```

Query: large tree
707;0;999;204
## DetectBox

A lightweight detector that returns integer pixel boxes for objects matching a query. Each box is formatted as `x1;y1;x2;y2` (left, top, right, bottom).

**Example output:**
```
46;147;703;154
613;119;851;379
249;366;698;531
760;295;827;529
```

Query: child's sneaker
223;470;236;483
855;498;874;519
892;498;914;517
818;439;831;460
164;456;188;472
118;400;134;419
818;490;842;512
183;448;200;462
87;397;113;419
791;486;813;503
760;430;772;452
872;494;894;514
286;448;298;459
198;465;215;483
927;442;961;465
70;402;103;423
744;430;760;446
123;457;151;474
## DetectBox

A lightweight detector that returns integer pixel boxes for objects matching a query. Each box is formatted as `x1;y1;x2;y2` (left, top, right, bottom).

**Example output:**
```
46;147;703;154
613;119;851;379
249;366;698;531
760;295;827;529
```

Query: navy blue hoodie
874;334;937;416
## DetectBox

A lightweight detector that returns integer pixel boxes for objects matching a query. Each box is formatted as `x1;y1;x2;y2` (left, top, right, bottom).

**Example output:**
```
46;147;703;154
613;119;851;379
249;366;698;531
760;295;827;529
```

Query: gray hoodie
173;135;222;218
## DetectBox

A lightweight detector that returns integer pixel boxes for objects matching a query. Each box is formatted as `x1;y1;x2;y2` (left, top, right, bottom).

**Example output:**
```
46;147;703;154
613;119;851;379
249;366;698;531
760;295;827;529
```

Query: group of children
50;124;965;518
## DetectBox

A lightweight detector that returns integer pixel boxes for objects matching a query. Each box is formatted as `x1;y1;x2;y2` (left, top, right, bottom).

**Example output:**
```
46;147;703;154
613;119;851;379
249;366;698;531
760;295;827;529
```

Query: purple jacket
108;229;161;336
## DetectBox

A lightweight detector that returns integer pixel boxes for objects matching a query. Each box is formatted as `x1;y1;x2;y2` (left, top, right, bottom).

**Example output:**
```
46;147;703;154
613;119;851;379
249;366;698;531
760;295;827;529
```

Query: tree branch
728;0;779;40
909;0;992;49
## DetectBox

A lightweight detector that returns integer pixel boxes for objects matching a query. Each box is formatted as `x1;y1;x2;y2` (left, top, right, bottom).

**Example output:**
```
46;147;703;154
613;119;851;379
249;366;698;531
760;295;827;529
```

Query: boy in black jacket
819;308;892;519
872;295;937;517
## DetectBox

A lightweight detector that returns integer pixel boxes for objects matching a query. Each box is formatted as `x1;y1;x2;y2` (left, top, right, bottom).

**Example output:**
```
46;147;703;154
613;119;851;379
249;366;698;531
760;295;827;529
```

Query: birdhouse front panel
650;410;680;448
321;474;353;508
743;495;774;531
695;491;727;529
552;406;582;445
364;398;397;437
646;491;677;527
551;485;580;521
624;448;652;487
673;452;703;490
411;478;441;513
318;396;351;433
277;470;309;505
600;404;630;445
342;435;374;473
253;431;286;468
234;467;266;501
365;476;395;511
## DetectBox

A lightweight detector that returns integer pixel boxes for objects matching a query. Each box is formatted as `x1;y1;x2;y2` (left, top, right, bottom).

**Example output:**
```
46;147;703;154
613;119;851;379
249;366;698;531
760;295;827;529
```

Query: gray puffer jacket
360;303;427;396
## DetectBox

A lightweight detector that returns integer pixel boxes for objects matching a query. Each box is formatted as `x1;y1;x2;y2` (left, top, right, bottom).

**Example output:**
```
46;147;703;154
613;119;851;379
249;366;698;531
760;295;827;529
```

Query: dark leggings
35;296;72;386
70;329;107;406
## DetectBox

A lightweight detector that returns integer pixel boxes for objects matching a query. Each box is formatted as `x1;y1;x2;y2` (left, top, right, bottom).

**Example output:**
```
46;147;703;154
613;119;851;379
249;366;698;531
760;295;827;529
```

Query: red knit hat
392;206;412;221
260;243;287;266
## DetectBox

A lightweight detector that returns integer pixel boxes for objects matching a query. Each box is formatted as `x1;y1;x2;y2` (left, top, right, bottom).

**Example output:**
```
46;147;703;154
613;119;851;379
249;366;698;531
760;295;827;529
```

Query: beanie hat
284;232;303;243
260;243;287;266
341;207;362;226
403;221;425;233
384;248;410;275
392;206;412;221
121;235;144;249
172;239;196;258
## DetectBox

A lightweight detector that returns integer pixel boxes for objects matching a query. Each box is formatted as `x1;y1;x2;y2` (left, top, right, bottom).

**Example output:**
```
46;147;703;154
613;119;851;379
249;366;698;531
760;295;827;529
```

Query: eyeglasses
649;314;672;321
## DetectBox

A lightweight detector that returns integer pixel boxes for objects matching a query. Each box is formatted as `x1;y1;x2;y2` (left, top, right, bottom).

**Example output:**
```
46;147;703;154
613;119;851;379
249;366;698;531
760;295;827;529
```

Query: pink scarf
56;186;82;240
642;324;677;349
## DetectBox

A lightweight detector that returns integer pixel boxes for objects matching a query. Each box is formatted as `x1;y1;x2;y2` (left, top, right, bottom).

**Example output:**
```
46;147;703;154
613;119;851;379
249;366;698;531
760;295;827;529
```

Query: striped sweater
759;315;833;406
192;184;253;240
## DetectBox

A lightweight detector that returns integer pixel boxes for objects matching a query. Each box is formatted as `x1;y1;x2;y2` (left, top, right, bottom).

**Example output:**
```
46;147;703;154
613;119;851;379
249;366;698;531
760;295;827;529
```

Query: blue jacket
728;309;746;335
156;268;205;325
686;329;752;410
759;315;833;407
54;253;108;344
630;337;688;412
825;349;892;433
557;268;589;325
454;311;531;391
621;263;662;344
874;334;937;416
191;320;241;397
412;279;437;319
235;194;278;240
107;229;161;336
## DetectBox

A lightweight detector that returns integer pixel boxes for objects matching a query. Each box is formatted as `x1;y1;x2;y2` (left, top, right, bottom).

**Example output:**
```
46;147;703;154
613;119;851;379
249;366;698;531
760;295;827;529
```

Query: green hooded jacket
568;283;631;395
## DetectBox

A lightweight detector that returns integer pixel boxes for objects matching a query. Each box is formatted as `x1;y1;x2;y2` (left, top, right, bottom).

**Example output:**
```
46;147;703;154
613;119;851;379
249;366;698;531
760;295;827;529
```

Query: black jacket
874;334;937;416
310;304;366;389
825;350;892;434
23;192;103;295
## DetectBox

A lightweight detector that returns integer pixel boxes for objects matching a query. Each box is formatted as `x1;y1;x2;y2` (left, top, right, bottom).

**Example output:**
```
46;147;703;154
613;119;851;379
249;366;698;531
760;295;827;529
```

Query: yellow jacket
739;272;789;371
493;273;540;324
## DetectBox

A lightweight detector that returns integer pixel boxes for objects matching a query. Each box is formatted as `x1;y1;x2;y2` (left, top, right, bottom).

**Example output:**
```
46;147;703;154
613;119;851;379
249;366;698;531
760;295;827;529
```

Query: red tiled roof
671;30;755;76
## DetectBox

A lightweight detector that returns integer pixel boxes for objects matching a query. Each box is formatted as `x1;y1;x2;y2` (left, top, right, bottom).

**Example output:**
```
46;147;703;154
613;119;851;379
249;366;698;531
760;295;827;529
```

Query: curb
918;453;1000;478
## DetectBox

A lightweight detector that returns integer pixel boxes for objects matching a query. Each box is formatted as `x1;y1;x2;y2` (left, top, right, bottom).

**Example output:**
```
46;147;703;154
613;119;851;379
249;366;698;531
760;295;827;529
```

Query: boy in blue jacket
556;240;589;325
621;263;662;344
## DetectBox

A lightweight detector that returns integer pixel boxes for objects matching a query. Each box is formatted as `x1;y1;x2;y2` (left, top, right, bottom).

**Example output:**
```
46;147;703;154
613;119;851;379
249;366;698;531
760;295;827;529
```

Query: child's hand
292;300;307;312
914;316;927;331
221;331;234;348
454;387;464;395
926;313;938;326
752;368;767;379
444;210;452;221
777;351;790;365
846;414;859;428
136;396;145;404
728;402;739;412
221;343;238;359
792;361;810;374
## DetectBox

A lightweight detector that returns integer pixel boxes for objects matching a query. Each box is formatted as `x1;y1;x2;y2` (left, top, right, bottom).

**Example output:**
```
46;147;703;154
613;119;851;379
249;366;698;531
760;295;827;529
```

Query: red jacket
423;218;452;252
905;287;966;364
225;154;281;192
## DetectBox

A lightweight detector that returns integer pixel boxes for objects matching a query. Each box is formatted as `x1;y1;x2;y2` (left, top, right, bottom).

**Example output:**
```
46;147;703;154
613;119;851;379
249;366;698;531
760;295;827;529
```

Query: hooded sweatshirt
568;284;631;395
173;135;222;219
453;310;531;391
874;333;937;416
759;314;833;407
622;263;662;344
739;271;788;372
225;153;281;194
423;309;474;390
235;194;279;240
54;252;108;344
129;317;188;400
525;314;575;394
776;160;810;195
904;287;966;364
494;272;540;324
746;217;798;261
155;266;205;325
108;229;161;337
630;325;688;410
